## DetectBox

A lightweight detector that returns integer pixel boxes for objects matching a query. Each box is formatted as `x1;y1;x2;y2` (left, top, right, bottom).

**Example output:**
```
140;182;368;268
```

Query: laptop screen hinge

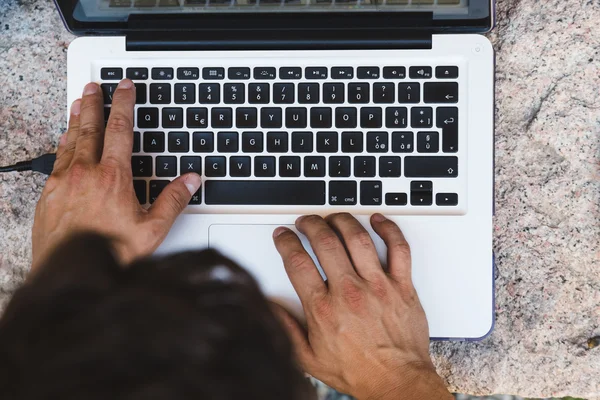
125;12;433;51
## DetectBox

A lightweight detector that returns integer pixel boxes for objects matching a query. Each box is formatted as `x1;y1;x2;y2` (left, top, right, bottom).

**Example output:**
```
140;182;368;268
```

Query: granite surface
0;0;599;398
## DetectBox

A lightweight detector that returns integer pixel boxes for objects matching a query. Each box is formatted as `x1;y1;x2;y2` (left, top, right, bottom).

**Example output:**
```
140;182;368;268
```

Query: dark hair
0;234;315;400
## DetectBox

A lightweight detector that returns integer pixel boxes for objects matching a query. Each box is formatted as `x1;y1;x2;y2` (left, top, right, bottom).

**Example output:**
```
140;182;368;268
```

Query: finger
295;215;356;283
272;227;328;305
101;79;135;167
325;213;383;281
71;82;104;165
271;303;317;373
370;214;412;282
147;173;202;228
52;100;81;174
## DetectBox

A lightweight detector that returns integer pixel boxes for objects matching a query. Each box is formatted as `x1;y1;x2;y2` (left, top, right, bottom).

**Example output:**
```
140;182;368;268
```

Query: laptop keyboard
98;61;463;213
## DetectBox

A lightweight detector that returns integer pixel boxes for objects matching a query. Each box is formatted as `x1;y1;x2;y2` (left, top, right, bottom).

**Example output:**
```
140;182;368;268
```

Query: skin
32;79;453;400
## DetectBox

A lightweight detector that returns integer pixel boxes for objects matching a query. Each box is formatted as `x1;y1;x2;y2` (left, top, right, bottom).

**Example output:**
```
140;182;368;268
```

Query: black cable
0;154;56;175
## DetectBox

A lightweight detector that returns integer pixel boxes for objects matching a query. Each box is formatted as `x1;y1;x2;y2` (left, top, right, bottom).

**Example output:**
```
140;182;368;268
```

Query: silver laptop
55;0;495;340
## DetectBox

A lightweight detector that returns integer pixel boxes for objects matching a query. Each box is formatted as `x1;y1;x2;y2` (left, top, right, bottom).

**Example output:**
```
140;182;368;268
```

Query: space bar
205;180;326;205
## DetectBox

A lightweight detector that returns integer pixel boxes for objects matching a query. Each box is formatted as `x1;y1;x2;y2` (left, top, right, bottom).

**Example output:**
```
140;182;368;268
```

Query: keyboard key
228;67;251;80
335;107;357;128
149;180;170;204
379;156;401;177
137;108;159;128
135;83;147;104
436;193;458;206
156;156;177;177
435;66;459;79
254;156;276;177
329;156;351;177
310;108;332;128
409;66;432;79
180;156;202;175
354;156;376;177
101;84;117;104
286;108;307;128
101;68;122;80
398;83;420;103
127;68;149;80
203;67;225;80
193;131;215;152
242;131;263;152
411;107;433;128
360;181;382;205
341;131;363;153
348;83;369;103
357;67;380;79
254;67;276;80
133;131;140;153
211;108;233;128
383;66;406;79
217;132;239;152
266;132;288;152
150;83;171;104
104;107;111;124
306;67;328;79
410;181;433;206
152;67;174;80
385;107;408;128
168;131;189;152
177;67;199;80
205;156;227;177
323;83;344;104
279;156;301;177
404;156;458;178
273;83;294;104
230;156;251;177
291;132;313;153
304;156;326;177
424;82;458;104
261;108;283;128
298;83;319;104
392;132;414;153
143;131;165;152
329;181;357;205
162;108;183;128
236;108;258;128
189;188;202;205
417;131;439;153
174;83;195;104
280;67;302;80
248;83;270;104
133;180;146;204
438;107;459;153
373;83;395;104
224;83;245;104
199;83;220;104
385;192;407;206
331;67;354;79
132;156;152;177
361;107;382;128
316;131;338;153
205;181;325;205
187;108;208;128
366;131;388;153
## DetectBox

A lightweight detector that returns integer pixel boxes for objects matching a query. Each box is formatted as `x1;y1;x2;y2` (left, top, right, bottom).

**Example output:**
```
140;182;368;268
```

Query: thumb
148;173;201;226
271;303;317;374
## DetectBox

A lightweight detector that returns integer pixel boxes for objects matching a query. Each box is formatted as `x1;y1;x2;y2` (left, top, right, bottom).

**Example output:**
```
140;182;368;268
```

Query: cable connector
0;153;56;175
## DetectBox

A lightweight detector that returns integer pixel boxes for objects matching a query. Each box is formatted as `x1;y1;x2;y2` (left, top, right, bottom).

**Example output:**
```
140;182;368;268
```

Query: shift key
404;156;458;178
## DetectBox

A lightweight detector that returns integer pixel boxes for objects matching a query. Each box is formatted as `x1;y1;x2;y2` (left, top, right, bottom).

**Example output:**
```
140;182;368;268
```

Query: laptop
54;0;495;340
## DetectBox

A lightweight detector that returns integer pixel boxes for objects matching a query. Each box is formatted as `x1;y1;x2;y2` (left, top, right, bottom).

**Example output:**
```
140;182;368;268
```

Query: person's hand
272;213;452;400
32;80;201;272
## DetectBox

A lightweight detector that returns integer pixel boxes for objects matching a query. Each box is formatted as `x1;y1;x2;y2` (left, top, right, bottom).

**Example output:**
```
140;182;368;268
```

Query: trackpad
208;224;324;317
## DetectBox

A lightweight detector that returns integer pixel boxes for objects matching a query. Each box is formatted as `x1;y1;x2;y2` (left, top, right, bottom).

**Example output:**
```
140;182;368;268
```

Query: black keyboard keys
436;193;458;206
150;83;171;104
386;107;408;128
273;83;294;104
291;132;313;153
168;131;189;152
156;156;177;177
366;131;388;153
329;181;357;205
174;83;195;104
149;180;170;204
298;83;319;104
127;68;149;80
392;132;414;153
205;181;325;205
360;181;382;205
236;108;258;128
267;132;288;152
152;67;174;80
254;67;276;80
229;67;251;80
230;156;251;177
417;131;439;153
385;193;407;206
224;83;245;104
137;108;159;128
181;156;202;175
409;66;432;79
133;131;140;153
205;156;227;177
424;82;459;103
162;108;183;128
279;156;301;177
306;67;327;79
211;108;233;128
101;84;117;104
316;131;338;153
437;107;459;153
383;66;406;79
193;132;215;153
398;83;420;103
143;131;165;153
310;108;332;128
404;156;458;178
133;180;146;204
348;83;369;103
379;156;401;177
357;67;380;79
135;83;147;104
335;108;357;128
217;132;239;152
304;156;326;177
248;83;270;104
286;108;307;128
373;83;395;104
341;131;363;153
280;67;302;80
261;108;283;128
331;67;354;79
132;156;152;177
435;66;459;79
177;67;199;80
329;156;351;177
411;107;433;128
323;83;344;104
354;156;376;177
361;107;382;128
242;131;263;152
203;67;225;80
101;68;122;80
255;157;276;177
187;108;208;128
199;83;220;104
410;181;433;206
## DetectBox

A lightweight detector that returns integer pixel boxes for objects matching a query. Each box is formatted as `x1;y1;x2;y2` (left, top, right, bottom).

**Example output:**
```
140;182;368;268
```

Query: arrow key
436;193;458;206
385;192;407;206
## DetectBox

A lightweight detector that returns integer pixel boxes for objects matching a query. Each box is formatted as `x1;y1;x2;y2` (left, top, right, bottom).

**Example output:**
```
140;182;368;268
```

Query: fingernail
183;173;202;196
372;213;386;222
117;79;133;89
273;227;290;238
82;83;98;96
70;99;81;116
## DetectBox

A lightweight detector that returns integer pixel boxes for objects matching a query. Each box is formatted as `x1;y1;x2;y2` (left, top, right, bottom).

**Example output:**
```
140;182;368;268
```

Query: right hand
272;213;453;400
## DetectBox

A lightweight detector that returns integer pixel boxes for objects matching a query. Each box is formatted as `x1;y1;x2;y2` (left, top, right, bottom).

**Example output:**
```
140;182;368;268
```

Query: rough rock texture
0;0;598;398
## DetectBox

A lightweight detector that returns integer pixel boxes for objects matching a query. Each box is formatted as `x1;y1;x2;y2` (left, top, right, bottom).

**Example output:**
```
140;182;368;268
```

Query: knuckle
78;124;102;139
339;276;365;310
66;162;89;184
97;163;122;186
367;276;390;300
349;230;374;249
106;114;132;133
311;295;333;319
315;230;341;251
390;240;411;259
286;250;313;271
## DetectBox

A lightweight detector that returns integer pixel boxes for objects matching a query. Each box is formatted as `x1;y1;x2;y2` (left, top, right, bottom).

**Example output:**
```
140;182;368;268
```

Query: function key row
101;66;459;81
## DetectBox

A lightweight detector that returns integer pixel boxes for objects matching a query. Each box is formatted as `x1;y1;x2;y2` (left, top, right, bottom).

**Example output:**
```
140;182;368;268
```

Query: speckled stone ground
0;0;598;398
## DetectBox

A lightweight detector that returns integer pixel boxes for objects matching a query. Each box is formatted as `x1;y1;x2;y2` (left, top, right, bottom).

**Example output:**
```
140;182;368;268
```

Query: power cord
0;153;56;175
